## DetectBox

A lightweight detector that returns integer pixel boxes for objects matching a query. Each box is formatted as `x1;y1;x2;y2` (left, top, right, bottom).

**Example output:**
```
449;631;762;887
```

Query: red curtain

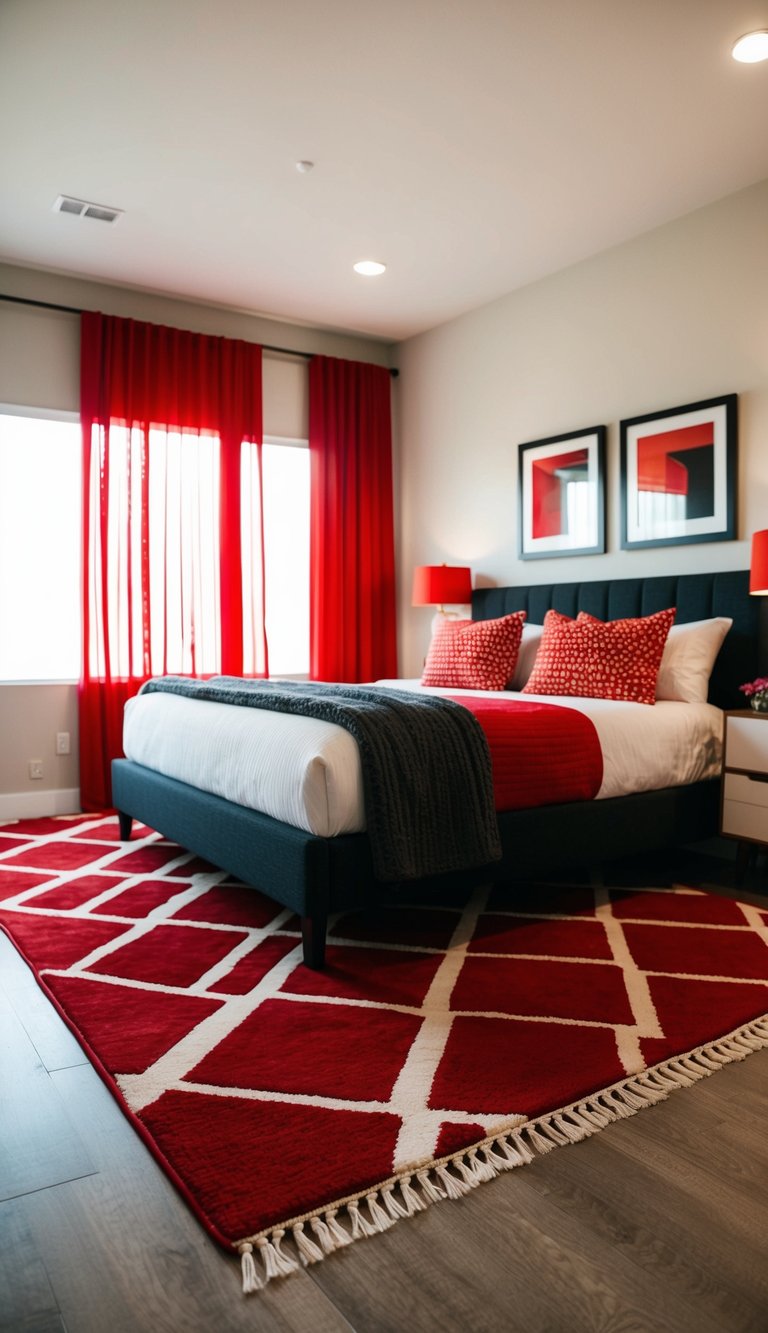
309;355;397;682
79;312;263;809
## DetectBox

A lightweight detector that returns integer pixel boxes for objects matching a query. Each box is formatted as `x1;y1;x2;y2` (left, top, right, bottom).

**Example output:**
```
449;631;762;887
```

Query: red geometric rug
1;813;767;1294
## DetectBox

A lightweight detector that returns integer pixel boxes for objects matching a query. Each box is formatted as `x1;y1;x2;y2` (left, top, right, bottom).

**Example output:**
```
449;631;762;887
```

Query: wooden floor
1;842;767;1333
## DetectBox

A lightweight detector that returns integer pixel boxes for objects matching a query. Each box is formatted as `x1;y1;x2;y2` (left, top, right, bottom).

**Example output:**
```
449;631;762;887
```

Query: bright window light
1;412;309;683
0;412;81;681
98;430;309;679
146;427;220;677
262;441;309;676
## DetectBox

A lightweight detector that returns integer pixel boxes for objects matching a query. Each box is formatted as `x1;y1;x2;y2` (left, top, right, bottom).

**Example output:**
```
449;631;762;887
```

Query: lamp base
431;609;461;634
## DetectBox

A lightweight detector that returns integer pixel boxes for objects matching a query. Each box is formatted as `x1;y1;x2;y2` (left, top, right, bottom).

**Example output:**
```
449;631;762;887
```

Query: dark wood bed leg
301;913;327;970
117;810;133;841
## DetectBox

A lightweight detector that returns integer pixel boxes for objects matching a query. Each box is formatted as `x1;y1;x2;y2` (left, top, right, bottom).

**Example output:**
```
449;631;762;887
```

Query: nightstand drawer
722;771;768;839
723;771;768;809
725;716;768;775
722;797;768;841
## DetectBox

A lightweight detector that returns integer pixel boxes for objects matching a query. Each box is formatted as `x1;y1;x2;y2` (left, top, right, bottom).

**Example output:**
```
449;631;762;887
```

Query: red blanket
446;696;603;812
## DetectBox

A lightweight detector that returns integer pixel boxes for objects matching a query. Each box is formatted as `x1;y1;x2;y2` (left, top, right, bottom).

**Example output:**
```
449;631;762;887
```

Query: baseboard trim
0;788;81;821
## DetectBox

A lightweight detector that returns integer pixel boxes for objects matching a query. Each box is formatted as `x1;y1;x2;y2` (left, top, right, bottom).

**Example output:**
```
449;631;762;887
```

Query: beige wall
0;260;394;428
397;179;768;675
0;262;395;814
0;686;79;819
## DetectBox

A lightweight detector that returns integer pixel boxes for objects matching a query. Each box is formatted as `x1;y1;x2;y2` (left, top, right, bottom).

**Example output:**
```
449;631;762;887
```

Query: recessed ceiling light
353;260;386;276
732;30;768;62
295;160;314;173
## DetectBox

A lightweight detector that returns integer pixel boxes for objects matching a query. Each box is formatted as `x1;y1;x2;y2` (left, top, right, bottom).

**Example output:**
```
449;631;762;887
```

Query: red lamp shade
750;530;768;595
412;564;472;607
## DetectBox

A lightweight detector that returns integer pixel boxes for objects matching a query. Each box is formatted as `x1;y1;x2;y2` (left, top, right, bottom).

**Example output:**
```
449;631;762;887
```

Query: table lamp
412;564;472;616
750;530;768;595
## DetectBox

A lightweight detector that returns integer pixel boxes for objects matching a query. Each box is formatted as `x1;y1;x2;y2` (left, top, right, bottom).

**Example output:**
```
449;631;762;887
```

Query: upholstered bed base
112;760;720;968
112;569;762;969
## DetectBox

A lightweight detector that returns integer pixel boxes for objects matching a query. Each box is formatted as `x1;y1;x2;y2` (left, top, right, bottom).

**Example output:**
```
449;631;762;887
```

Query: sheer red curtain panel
79;311;263;810
309;355;397;682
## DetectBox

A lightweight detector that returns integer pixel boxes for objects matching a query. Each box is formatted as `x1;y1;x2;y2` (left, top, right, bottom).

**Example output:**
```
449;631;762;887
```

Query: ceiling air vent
53;195;123;223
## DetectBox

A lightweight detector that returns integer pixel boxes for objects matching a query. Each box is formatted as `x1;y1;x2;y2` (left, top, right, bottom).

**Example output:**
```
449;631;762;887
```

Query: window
241;437;310;677
0;411;81;681
84;425;223;680
1;409;309;682
262;440;310;677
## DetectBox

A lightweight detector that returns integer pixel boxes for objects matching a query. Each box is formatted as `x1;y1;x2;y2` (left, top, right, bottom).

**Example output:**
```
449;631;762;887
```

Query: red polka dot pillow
521;607;675;705
421;612;526;690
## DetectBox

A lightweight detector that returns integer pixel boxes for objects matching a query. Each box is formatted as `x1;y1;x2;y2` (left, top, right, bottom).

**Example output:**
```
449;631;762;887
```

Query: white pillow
655;616;732;703
509;623;544;690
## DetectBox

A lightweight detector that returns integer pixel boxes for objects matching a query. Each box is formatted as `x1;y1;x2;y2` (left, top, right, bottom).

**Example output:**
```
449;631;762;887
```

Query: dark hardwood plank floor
0;841;766;1333
0;990;96;1202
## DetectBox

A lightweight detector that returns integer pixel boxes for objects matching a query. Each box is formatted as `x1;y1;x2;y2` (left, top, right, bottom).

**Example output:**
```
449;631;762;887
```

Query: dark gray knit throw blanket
139;676;502;882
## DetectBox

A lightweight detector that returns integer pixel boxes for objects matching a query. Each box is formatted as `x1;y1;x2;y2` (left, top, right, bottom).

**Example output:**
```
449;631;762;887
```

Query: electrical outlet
29;760;43;780
56;731;71;755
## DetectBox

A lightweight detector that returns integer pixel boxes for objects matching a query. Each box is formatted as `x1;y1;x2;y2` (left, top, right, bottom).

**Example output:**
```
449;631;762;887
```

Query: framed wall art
518;425;606;559
620;394;737;549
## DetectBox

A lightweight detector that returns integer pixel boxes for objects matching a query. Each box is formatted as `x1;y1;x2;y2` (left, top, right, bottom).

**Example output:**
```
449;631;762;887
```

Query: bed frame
112;569;764;969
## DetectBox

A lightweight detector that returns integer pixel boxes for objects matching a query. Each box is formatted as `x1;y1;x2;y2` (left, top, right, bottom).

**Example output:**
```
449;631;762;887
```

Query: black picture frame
620;394;737;550
518;425;606;560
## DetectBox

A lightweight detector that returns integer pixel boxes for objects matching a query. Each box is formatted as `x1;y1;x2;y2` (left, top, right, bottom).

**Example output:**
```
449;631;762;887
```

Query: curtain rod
0;292;399;377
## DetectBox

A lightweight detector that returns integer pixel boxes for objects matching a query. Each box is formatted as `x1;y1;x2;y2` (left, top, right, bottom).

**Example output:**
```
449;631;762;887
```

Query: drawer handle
745;772;768;784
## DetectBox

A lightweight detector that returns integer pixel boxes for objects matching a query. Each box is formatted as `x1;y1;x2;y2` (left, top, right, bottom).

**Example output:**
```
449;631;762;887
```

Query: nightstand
720;710;768;871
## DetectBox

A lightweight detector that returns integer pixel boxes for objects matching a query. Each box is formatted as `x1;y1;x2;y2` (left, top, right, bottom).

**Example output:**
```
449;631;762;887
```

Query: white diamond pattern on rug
1;813;767;1256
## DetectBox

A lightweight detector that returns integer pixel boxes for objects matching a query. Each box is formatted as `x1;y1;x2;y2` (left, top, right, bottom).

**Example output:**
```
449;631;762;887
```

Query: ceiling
2;0;768;342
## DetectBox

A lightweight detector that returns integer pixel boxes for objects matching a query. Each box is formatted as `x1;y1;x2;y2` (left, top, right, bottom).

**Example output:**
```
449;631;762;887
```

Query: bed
112;568;764;968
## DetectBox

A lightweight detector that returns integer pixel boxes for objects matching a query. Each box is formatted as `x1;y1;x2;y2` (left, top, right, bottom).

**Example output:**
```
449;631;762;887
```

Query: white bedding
122;684;724;838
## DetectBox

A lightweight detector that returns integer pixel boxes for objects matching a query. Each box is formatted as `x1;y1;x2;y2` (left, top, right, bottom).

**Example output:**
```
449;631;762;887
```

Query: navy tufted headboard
472;569;765;712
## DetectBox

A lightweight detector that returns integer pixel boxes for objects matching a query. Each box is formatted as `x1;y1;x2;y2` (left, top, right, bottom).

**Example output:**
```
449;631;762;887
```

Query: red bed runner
447;696;603;811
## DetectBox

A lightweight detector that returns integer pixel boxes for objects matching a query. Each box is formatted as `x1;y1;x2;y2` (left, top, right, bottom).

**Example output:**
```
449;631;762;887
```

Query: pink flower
739;677;768;697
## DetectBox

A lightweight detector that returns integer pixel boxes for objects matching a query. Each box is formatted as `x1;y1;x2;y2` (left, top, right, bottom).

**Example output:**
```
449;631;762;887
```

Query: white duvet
122;684;724;838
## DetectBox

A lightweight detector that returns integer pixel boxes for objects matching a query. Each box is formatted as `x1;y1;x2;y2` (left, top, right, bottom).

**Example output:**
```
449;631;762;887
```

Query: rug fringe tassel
324;1209;354;1247
237;1011;768;1296
471;1148;500;1182
367;1191;397;1231
484;1142;518;1170
349;1193;396;1238
308;1215;337;1254
238;1244;263;1294
401;1175;427;1212
291;1222;325;1266
434;1162;474;1198
416;1167;447;1202
508;1131;536;1163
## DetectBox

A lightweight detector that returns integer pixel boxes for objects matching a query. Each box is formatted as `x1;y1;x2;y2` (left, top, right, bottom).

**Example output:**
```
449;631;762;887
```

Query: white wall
0;262;395;811
397;179;768;675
